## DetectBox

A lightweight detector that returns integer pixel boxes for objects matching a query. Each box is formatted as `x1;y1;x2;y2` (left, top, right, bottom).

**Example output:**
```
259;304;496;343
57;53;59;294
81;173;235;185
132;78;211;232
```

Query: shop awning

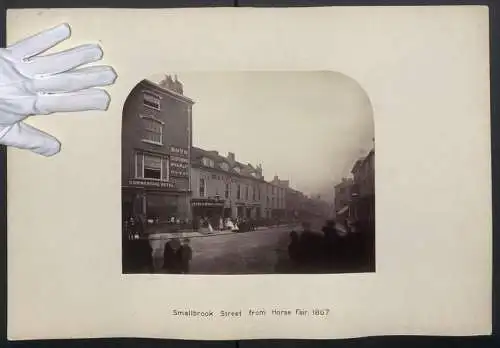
191;199;225;207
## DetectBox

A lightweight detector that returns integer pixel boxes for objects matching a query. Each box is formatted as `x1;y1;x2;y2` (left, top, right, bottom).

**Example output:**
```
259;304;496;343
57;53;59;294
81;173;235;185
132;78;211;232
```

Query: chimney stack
227;152;235;163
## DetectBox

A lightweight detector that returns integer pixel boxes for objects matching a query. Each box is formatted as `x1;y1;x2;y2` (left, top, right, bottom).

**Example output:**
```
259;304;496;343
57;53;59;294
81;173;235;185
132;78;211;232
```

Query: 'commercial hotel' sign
128;179;176;189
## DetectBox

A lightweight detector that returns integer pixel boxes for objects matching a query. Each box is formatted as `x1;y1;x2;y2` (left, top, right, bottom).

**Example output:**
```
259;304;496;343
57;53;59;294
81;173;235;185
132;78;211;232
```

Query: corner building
121;76;194;222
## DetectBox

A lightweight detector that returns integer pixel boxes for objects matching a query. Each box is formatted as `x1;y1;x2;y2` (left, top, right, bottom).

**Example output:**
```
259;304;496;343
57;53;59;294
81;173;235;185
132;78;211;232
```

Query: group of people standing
195;216;246;232
162;238;193;274
286;219;375;273
124;214;147;239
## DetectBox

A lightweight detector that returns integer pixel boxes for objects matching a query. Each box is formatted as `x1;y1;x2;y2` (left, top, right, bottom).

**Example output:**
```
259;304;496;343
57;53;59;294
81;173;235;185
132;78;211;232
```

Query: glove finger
30;66;117;93
0;96;35;123
0;122;61;156
35;88;111;114
18;44;103;78
7;23;71;60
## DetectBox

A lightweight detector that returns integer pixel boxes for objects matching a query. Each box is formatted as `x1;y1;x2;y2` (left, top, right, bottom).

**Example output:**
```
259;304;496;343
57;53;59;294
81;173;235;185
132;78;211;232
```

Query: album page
7;6;492;340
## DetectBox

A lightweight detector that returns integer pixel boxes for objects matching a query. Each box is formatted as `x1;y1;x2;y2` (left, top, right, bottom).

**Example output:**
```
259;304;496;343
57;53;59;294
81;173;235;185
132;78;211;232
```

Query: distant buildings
190;147;303;221
333;148;375;228
334;178;354;220
351;149;375;227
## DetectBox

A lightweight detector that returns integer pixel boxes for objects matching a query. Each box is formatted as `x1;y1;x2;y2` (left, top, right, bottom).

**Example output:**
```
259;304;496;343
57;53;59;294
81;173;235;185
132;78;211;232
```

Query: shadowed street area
123;220;375;274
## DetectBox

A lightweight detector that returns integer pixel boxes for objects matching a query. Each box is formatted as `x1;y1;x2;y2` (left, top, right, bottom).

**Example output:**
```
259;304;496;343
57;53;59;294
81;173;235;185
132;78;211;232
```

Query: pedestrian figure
163;240;176;273
288;231;301;262
136;214;146;236
128;236;152;273
177;238;193;274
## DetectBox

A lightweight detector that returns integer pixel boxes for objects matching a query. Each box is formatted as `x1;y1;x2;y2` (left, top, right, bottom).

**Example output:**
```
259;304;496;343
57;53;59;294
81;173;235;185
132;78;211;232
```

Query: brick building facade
121;76;194;222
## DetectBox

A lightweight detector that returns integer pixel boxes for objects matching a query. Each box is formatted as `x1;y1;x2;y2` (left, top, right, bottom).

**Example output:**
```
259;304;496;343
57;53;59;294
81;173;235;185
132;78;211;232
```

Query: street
150;225;300;274
189;226;295;274
123;220;374;275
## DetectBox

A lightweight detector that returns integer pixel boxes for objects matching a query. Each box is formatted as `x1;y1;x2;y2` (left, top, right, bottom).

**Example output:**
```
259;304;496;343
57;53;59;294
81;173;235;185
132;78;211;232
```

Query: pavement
147;225;290;240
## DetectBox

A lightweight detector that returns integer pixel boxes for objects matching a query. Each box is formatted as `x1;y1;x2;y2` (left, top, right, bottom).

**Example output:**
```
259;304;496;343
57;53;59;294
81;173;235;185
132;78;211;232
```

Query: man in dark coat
163;241;176;273
177;238;193;274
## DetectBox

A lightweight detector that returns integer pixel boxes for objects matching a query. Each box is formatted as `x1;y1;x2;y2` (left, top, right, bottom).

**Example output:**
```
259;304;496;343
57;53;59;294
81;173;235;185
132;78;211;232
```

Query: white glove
0;23;117;156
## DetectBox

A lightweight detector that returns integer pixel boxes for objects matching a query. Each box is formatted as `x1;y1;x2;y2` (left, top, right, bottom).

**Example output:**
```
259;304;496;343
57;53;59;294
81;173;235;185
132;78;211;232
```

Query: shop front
122;178;190;223
236;205;245;218
223;208;232;218
191;197;225;229
234;203;260;219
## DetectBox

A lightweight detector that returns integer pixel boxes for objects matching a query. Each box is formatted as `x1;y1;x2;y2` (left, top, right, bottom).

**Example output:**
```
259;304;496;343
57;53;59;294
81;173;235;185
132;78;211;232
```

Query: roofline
191;163;266;182
141;79;195;105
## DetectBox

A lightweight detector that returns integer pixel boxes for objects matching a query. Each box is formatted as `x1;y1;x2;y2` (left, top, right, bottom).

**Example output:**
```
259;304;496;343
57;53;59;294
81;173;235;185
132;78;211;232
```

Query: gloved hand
0;23;117;156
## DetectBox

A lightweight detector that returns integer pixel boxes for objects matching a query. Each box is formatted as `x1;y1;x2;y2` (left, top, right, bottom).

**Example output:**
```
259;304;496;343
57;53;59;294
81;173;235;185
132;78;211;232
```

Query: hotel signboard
128;179;176;189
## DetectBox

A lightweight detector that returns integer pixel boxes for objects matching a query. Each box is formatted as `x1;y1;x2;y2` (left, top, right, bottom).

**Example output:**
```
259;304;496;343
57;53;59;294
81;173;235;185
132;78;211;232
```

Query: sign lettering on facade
192;202;224;207
128;179;176;189
169;160;189;177
170;146;189;158
169;146;190;178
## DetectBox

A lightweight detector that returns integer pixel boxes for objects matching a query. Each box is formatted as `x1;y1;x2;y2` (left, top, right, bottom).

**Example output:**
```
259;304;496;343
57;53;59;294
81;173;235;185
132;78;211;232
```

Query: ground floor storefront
272;209;286;220
191;198;225;230
234;203;261;219
122;187;191;223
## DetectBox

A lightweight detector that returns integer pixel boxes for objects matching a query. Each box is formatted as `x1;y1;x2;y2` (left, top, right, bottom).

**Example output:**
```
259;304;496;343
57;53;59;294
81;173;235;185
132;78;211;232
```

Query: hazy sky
150;72;374;201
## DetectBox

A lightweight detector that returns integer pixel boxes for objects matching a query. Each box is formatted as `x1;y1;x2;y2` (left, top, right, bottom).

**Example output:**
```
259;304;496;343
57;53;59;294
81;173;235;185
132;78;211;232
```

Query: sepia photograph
121;72;375;275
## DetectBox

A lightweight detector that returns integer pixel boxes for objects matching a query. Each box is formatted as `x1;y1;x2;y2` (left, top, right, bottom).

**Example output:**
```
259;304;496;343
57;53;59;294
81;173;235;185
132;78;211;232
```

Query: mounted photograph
121;71;375;275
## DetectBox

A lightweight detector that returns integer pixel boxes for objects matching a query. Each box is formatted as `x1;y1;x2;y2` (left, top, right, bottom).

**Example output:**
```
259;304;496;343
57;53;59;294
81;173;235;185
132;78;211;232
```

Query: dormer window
234;167;241;174
202;157;215;168
220;162;229;171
